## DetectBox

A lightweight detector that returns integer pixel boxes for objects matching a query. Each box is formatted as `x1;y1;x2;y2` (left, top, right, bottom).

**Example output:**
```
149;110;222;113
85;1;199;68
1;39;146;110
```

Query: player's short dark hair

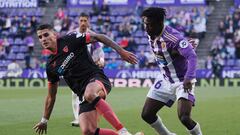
80;12;89;19
37;24;53;31
141;7;166;23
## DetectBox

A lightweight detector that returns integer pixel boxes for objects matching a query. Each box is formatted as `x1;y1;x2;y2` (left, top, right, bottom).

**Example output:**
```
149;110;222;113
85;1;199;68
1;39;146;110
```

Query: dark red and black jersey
46;32;109;96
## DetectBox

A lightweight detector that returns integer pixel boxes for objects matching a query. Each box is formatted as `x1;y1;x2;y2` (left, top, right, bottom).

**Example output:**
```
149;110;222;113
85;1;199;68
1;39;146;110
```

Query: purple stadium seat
137;45;145;52
8;38;14;44
14;38;22;45
11;46;19;53
141;37;149;44
16;53;25;60
226;59;235;67
115;16;123;23
7;53;16;60
19;46;28;52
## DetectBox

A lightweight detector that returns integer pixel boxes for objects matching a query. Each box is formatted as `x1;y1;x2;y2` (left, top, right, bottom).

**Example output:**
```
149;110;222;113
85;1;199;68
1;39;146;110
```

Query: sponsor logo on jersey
57;52;74;75
179;40;189;48
63;46;69;53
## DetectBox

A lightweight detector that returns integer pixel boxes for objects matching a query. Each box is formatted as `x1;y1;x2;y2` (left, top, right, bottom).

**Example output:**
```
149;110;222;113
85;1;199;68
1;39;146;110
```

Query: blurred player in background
71;13;105;127
33;24;143;135
140;7;203;135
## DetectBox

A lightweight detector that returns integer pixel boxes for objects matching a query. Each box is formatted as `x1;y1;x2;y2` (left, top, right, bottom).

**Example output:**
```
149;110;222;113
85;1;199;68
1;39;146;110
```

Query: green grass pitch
0;87;239;135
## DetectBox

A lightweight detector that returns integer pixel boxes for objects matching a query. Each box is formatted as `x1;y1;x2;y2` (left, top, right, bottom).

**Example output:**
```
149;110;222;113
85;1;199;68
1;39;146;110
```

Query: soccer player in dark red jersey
33;24;143;135
70;13;105;127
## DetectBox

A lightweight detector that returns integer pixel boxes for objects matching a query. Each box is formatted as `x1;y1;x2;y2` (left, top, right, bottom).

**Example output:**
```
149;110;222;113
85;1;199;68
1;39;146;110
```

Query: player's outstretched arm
33;82;58;134
89;33;138;64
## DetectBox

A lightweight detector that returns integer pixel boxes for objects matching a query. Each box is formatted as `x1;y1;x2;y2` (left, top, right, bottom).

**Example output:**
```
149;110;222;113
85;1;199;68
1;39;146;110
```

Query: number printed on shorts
154;80;162;89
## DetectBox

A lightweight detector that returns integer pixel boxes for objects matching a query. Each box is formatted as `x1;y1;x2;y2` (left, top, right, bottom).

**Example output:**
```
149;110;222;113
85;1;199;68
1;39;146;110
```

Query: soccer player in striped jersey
140;7;203;135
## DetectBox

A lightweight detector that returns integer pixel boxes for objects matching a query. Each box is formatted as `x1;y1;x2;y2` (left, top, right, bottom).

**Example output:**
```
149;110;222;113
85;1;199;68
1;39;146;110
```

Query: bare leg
178;98;202;135
141;98;175;135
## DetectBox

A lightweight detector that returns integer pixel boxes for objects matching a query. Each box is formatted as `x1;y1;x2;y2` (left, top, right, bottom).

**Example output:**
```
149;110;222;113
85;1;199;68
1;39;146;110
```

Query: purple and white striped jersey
148;26;197;83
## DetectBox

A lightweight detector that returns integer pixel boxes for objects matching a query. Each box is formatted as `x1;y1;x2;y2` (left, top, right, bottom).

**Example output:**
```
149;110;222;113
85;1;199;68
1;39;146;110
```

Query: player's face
79;16;89;33
37;29;57;50
143;17;162;38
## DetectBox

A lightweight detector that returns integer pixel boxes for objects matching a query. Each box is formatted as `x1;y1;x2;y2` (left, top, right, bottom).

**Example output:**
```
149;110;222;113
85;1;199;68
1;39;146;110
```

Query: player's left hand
118;49;138;64
33;122;47;135
183;79;192;93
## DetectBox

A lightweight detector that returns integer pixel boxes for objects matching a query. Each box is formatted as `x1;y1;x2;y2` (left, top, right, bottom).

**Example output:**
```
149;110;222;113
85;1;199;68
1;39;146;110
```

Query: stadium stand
207;3;240;77
0;7;45;74
49;3;213;69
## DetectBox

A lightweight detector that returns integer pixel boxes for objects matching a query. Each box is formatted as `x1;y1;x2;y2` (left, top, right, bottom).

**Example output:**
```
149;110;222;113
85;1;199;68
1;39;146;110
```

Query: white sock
189;123;202;135
72;92;80;120
150;116;173;135
118;128;130;134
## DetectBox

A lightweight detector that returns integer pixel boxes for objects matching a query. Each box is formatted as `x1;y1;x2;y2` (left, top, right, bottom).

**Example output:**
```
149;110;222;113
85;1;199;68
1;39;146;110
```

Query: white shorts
147;74;196;107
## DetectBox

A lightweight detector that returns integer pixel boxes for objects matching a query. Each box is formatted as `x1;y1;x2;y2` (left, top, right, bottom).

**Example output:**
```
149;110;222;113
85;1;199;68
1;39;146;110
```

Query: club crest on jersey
179;40;189;48
63;46;68;53
161;42;167;52
51;61;56;68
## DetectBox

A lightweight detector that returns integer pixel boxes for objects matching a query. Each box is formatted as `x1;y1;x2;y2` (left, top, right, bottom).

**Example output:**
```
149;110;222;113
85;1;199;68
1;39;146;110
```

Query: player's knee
84;88;97;103
141;110;152;123
81;128;96;135
179;114;191;125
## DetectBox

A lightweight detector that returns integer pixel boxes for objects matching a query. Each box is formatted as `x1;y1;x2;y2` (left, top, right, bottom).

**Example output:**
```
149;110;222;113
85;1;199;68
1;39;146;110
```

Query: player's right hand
33;122;47;135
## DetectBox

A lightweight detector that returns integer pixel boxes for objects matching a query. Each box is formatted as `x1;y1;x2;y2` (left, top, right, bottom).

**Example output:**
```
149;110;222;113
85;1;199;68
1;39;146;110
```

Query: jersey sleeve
46;69;60;84
175;39;197;80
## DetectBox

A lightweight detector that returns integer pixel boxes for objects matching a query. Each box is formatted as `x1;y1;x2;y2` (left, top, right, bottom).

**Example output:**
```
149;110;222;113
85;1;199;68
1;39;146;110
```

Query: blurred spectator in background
62;16;71;31
226;39;236;59
12;15;20;26
92;0;99;16
106;57;118;69
55;8;65;20
212;55;224;78
218;21;225;36
24;34;35;53
100;0;110;15
0;41;6;59
7;60;22;77
31;16;38;31
119;36;129;49
234;29;240;59
53;17;63;32
138;50;148;69
3;15;11;31
205;55;213;69
2;37;10;54
193;12;206;39
135;0;143;16
22;15;28;25
125;37;137;53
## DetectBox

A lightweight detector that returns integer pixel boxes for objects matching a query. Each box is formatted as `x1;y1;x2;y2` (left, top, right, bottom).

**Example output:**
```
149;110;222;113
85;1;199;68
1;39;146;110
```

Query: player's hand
95;58;105;68
33;122;47;135
188;38;198;50
183;79;192;93
118;49;138;64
